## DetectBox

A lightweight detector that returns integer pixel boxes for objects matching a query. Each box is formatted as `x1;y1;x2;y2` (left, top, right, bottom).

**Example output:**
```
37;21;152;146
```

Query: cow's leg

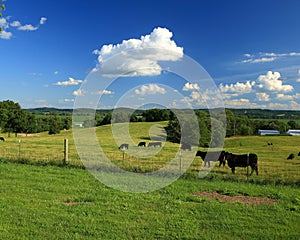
250;167;254;176
255;165;258;175
231;167;235;174
208;160;210;167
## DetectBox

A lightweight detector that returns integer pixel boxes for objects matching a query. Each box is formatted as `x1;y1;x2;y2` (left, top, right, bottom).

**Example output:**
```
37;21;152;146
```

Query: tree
48;115;62;135
0;0;6;32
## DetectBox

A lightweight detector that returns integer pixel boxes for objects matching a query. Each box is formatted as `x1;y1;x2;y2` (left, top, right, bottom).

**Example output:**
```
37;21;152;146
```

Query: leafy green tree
0;0;5;32
62;116;72;130
143;109;170;122
48;115;62;135
99;112;112;125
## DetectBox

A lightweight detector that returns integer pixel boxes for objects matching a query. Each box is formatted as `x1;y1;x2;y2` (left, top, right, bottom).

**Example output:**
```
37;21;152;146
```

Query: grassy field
0;121;299;185
0;162;299;239
0;121;300;238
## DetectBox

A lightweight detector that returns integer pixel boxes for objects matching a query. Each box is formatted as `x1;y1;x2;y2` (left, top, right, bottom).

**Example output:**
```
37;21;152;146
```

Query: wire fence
0;139;299;185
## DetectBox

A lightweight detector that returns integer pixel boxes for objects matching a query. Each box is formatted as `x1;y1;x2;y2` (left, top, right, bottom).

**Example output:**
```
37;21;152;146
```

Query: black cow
138;141;146;147
0;137;5;141
225;152;258;175
119;143;129;150
148;141;162;147
181;142;191;151
195;150;225;167
298;152;300;157
287;153;295;160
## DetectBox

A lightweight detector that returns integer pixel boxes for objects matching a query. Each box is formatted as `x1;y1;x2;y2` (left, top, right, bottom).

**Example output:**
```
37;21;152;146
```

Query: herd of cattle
118;141;259;175
119;141;300;175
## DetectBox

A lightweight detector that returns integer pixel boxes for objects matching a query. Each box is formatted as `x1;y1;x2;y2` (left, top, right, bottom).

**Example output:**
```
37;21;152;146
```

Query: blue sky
1;0;300;110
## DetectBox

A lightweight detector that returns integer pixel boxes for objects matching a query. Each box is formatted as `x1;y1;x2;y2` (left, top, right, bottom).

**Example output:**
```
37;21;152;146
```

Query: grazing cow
119;143;129;150
148;141;162;147
287;153;295;160
181;142;191;151
138;141;146;147
225;152;258;175
195;150;226;167
0;137;5;141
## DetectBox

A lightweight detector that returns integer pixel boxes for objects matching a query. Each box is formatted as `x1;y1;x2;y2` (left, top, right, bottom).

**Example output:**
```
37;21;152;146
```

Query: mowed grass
0;162;300;239
0;121;300;185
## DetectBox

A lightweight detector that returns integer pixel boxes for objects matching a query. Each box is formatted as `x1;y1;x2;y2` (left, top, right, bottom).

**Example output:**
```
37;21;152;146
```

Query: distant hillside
27;107;300;120
228;108;300;120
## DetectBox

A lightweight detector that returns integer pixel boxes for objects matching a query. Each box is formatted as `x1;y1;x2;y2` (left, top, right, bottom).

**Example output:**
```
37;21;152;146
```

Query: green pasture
0;121;299;185
0;162;300;239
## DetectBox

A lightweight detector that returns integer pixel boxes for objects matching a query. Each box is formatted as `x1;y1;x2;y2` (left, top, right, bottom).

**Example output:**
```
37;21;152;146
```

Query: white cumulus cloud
134;84;166;96
219;80;255;93
40;17;47;25
17;24;38;31
55;77;83;86
93;27;183;77
73;89;85;97
256;92;270;102
0;30;12;39
257;71;293;92
276;93;293;101
182;82;200;91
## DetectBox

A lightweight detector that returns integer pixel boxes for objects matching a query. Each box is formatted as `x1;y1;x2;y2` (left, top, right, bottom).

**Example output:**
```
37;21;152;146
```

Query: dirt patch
192;191;277;205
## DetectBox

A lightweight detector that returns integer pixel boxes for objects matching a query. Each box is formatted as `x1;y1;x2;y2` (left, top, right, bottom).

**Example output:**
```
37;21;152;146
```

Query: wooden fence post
63;139;68;165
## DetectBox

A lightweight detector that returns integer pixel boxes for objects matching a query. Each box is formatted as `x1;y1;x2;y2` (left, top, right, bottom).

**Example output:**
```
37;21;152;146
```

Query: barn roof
258;129;280;135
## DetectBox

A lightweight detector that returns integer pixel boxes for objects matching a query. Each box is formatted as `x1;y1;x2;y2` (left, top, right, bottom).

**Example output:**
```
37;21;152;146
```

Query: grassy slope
0;162;299;239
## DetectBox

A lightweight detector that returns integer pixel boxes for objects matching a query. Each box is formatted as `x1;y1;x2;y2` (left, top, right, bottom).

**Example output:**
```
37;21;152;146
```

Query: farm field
0;121;300;185
0;121;300;239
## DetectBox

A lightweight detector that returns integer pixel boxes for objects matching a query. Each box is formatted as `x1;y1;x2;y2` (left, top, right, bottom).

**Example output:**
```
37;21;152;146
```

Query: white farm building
286;129;300;136
258;129;280;136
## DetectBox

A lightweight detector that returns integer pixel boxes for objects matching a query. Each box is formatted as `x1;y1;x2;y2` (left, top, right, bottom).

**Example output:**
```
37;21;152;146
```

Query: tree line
1;100;299;142
0;100;71;136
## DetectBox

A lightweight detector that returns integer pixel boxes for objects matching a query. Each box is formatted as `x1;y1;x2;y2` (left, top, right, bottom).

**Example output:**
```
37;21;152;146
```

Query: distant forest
28;107;300;120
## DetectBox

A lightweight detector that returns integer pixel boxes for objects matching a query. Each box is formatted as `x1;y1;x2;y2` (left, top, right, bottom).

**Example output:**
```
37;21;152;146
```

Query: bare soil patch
192;191;277;205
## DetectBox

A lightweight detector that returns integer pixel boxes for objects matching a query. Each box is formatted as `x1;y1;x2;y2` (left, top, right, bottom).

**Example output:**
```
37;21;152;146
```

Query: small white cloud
257;71;293;92
256;92;270;102
190;91;200;100
242;57;276;63
219;80;255;93
73;89;86;96
244;53;252;58
40;17;47;25
0;17;9;29
276;93;293;101
54;71;59;75
241;52;300;64
92;90;114;95
182;82;200;91
0;30;12;39
10;21;21;27
225;98;252;108
134;84;166;96
55;77;83;86
18;24;38;31
63;98;75;102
